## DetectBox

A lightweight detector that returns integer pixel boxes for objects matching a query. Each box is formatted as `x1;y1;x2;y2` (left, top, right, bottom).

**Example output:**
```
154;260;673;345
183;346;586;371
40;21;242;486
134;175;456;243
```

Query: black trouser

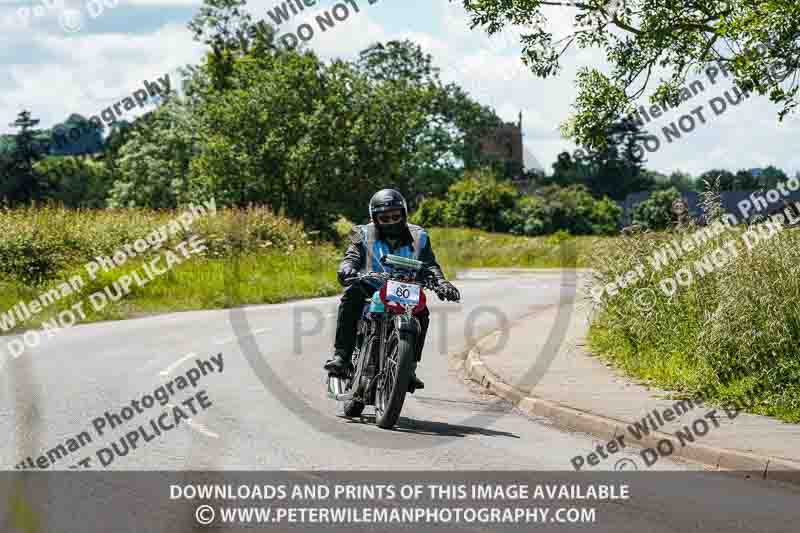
333;280;430;364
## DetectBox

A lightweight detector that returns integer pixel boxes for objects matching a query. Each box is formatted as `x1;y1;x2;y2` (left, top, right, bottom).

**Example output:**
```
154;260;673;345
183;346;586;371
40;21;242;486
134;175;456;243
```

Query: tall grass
0;208;615;337
428;228;610;275
0;206;338;332
0;205;313;283
588;193;800;421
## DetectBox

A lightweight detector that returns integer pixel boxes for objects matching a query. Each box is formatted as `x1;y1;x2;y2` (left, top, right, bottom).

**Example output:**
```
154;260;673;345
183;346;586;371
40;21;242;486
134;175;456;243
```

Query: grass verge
428;228;612;274
588;220;800;423
1;209;612;337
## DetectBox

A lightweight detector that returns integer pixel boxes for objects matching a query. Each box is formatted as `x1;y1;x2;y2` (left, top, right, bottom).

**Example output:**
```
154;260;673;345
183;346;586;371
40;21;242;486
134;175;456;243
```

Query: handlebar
342;269;452;298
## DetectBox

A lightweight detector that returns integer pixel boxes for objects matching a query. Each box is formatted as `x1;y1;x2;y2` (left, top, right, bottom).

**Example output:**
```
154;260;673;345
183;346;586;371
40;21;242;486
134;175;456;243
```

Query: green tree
51;114;104;156
700;169;737;190
188;0;281;92
356;39;439;83
548;117;654;200
354;40;503;199
444;169;520;232
758;165;788;189
548;151;587;188
733;169;761;190
188;48;431;230
34;156;113;208
632;187;681;230
502;185;621;235
108;99;199;208
577;116;651;200
1;111;49;204
668;170;697;193
459;0;800;150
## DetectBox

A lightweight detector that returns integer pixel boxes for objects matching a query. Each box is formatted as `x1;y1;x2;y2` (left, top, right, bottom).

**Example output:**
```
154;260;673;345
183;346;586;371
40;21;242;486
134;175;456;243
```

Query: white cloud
1;0;797;178
0;22;205;131
124;0;201;5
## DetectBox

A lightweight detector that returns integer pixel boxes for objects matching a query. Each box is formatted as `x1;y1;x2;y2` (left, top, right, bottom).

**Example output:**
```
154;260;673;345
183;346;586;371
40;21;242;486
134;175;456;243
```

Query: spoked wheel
375;330;416;429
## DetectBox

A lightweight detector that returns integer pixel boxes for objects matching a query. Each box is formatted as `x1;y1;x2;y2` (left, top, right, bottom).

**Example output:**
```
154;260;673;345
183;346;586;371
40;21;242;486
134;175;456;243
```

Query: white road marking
159;352;197;376
186;419;220;439
214;328;272;345
164;403;219;438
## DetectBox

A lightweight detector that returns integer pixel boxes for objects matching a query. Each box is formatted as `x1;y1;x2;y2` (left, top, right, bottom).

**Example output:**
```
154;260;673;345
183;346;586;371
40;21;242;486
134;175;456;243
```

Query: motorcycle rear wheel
375;330;415;429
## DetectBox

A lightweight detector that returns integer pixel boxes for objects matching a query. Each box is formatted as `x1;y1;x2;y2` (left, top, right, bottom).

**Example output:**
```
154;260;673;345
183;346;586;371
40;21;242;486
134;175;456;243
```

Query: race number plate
385;280;420;306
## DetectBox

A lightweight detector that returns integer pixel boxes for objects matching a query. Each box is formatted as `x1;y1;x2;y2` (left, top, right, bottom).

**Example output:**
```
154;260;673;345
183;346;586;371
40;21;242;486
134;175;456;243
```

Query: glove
337;265;359;286
436;281;460;302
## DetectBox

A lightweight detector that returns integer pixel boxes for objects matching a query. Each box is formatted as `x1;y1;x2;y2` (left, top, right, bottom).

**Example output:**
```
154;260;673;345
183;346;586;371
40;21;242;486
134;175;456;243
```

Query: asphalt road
1;270;799;532
3;269;633;470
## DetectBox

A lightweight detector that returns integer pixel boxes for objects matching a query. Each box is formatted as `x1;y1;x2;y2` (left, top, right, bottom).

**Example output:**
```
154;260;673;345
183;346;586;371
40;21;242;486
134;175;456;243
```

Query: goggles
375;211;404;224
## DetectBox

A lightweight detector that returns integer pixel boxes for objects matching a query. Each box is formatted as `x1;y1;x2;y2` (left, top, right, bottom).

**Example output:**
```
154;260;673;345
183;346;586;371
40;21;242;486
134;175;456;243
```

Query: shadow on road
343;415;520;439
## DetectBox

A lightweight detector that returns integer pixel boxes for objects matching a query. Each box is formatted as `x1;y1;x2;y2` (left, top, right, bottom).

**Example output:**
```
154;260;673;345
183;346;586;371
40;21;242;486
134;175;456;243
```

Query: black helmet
369;189;408;238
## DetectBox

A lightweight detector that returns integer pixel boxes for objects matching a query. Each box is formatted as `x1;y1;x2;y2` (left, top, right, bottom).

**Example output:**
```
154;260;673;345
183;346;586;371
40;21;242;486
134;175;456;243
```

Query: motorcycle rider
323;189;461;392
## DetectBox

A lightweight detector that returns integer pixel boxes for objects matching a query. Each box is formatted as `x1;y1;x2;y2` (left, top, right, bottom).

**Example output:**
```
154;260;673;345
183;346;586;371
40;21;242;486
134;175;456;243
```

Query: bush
590;196;623;235
34;156;114;208
501;195;547;236
503;185;621;236
409;197;450;227
632;187;680;230
444;170;520;232
333;216;355;243
409;174;621;236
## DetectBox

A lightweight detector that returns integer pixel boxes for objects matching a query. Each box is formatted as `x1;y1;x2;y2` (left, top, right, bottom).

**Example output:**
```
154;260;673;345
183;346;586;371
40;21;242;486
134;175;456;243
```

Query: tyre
375;330;415;429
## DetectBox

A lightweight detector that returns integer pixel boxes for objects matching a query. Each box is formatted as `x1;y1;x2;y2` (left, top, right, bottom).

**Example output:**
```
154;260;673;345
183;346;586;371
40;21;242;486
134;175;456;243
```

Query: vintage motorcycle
326;254;459;429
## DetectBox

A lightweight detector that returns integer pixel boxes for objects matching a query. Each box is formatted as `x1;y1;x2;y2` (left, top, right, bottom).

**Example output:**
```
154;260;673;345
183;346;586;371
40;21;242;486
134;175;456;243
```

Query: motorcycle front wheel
343;344;368;418
374;329;415;429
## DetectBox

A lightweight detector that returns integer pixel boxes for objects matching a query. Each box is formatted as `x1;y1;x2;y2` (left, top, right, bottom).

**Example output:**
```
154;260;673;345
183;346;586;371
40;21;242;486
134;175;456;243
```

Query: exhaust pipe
326;375;351;400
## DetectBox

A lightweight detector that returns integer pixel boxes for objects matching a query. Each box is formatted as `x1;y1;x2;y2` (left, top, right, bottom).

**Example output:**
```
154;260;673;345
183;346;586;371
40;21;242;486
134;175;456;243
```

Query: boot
408;361;424;393
408;374;425;393
324;351;353;377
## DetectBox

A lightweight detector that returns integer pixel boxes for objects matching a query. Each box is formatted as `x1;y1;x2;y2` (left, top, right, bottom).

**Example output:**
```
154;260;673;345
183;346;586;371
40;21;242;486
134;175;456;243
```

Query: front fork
327;312;422;402
378;312;420;373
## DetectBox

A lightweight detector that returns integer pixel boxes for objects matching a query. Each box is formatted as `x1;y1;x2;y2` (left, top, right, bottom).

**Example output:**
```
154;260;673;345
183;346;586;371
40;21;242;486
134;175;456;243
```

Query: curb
460;330;800;485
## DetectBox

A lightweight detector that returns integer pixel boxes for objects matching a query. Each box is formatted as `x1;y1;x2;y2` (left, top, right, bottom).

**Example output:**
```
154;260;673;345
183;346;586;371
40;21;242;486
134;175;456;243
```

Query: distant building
471;111;545;190
478;113;524;170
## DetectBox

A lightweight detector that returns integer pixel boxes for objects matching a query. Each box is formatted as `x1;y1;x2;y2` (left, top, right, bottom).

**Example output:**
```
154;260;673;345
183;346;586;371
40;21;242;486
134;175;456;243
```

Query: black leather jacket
337;223;447;286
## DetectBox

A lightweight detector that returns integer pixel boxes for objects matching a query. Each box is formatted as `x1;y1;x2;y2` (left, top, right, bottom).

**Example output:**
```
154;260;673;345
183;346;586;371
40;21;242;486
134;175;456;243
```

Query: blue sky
1;0;798;177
